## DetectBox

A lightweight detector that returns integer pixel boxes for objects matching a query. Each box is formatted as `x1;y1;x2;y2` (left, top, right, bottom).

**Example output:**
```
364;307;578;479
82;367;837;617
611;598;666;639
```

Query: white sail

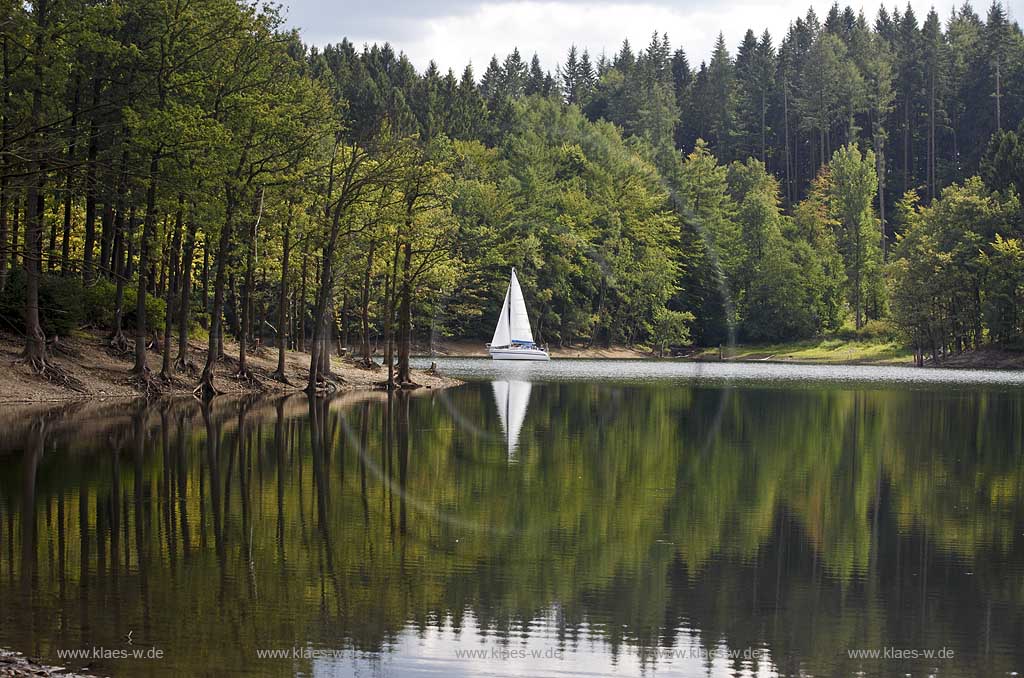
490;285;512;347
491;380;532;459
508;268;535;345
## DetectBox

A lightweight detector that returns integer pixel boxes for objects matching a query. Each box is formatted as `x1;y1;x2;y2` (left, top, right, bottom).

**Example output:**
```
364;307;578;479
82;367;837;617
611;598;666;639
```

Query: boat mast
508;268;514;344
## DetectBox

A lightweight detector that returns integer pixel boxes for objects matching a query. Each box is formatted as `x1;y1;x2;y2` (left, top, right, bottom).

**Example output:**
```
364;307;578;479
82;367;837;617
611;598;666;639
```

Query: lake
1;359;1023;677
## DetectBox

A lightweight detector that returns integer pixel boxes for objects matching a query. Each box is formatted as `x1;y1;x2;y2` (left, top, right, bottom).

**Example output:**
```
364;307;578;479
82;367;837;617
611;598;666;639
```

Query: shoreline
414;338;1024;370
0;331;460;405
5;331;1014;405
0;648;96;678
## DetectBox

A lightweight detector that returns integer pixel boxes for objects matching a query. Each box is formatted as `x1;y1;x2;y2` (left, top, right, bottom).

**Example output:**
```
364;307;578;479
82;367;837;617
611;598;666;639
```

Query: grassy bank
690;338;916;365
421;335;1023;369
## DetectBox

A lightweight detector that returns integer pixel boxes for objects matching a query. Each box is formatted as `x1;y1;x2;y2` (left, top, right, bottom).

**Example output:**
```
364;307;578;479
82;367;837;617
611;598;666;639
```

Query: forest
2;0;1024;395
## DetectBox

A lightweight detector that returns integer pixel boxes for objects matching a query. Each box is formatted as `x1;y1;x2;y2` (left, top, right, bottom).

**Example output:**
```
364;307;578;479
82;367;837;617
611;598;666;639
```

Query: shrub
0;269;85;337
834;318;899;342
0;271;166;337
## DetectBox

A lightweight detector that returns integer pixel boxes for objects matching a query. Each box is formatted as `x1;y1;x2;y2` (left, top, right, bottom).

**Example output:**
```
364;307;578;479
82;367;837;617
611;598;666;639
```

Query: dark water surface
1;359;1023;677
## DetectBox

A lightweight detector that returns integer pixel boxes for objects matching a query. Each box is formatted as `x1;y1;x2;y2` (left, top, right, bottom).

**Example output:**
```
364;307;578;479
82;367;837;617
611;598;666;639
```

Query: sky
281;0;1022;76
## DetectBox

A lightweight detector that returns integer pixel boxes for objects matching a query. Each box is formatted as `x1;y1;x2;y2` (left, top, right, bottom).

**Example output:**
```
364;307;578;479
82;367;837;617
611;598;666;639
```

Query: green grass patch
693;336;915;365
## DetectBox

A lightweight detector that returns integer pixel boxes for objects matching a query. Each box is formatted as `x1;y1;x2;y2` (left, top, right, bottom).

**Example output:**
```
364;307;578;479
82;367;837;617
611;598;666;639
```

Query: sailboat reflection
490;380;532;459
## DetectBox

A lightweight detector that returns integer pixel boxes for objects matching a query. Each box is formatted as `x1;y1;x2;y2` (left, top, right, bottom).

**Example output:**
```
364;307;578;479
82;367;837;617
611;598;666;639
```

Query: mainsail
490;268;534;348
491;379;532;458
490;284;511;348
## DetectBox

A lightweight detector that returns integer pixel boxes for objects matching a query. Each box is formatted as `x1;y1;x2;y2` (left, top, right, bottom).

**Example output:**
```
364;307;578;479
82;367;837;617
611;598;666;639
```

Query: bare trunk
0;32;9;292
82;74;100;283
359;239;375;365
237;198;258;378
22;0;48;367
197;189;237;398
273;208;291;382
9;196;18;272
134;153;160;376
397;239;413;385
99;204;112;275
875;134;887;262
24;176;46;365
61;78;79;276
297;252;307;352
160;197;183;380
175;214;197;371
109;144;130;346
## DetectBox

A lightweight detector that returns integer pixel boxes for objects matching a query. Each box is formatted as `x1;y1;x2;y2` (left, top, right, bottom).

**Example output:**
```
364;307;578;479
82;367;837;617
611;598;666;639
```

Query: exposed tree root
157;369;185;388
232;367;265;390
174;355;199;375
48;335;81;359
305;376;339;396
17;352;87;393
192;372;222;400
128;368;165;399
271;369;291;385
107;331;131;356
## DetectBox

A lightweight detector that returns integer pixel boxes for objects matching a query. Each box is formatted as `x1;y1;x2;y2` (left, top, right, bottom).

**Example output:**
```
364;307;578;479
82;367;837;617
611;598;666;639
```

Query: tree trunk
0;32;10;292
110;141;131;348
383;272;394;388
875;134;887;262
359;239;375;365
902;96;910;195
99;204;112;275
297;251;308;352
24;175;46;366
82;74;100;283
22;0;48;368
273;208;291;382
760;89;766;165
175;213;197;371
201;238;209;321
9;196;18;272
928;68;936;202
384;236;401;389
397;239;413;385
197;189;237;397
134;153;160;377
61;77;79;276
160;197;183;380
237;195;258;378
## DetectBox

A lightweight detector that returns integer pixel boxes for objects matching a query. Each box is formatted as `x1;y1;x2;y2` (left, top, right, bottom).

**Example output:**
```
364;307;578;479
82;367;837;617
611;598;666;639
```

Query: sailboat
491;380;532;459
488;268;550;360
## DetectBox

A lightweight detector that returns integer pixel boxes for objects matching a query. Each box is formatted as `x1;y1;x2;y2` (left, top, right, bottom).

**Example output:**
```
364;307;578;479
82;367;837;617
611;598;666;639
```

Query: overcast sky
281;0;1022;76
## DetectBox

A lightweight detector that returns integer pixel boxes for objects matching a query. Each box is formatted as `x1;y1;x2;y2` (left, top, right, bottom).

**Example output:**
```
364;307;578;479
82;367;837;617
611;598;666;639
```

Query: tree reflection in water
0;381;1021;677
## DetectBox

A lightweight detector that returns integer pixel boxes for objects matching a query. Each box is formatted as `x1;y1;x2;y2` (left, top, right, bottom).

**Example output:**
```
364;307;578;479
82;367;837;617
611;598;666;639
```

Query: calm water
1;359;1023;677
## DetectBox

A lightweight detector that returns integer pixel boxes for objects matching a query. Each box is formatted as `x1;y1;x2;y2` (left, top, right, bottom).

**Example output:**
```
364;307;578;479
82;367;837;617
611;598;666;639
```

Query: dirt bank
0;331;459;404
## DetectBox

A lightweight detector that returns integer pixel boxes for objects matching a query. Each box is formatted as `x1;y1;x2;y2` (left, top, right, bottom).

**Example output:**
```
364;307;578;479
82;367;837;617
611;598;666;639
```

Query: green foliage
981;235;1024;344
0;270;85;337
646;308;693;355
890;178;1019;358
8;0;1024;363
828;144;883;328
448;97;679;347
82;279;165;333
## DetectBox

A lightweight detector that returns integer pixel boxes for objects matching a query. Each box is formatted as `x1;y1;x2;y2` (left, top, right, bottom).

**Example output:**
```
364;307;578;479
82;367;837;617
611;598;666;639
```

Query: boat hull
489;347;550;361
